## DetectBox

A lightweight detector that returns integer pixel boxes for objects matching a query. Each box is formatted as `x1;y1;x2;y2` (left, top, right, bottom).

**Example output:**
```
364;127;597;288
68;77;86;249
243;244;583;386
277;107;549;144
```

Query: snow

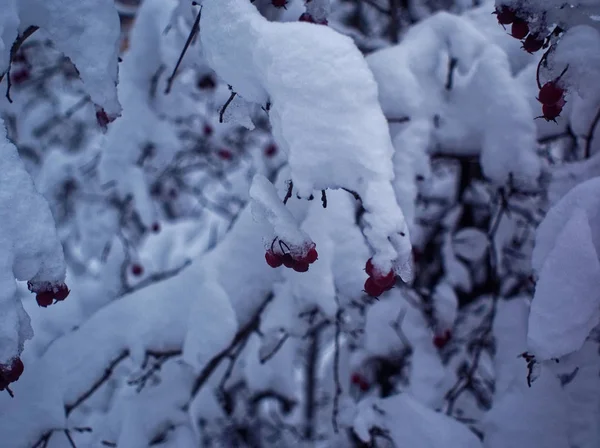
528;208;600;360
18;0;122;118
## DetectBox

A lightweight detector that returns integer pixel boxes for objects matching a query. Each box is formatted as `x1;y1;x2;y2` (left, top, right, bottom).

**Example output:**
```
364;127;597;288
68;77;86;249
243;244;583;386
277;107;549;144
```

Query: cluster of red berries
0;357;24;393
536;80;566;122
298;13;328;25
494;5;545;53
265;239;318;272
351;372;370;392
28;282;70;308
363;258;396;297
433;329;452;349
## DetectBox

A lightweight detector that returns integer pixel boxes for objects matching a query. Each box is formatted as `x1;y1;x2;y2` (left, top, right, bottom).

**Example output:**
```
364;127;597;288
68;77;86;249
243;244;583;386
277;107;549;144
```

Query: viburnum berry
203;124;213;137
304;247;318;264
36;291;54;307
217;149;233;160
293;261;310;272
151;222;161;233
271;0;288;8
131;264;144;276
265;250;283;268
433;330;452;349
494;5;517;25
365;258;375;277
299;12;316;23
540;100;565;122
0;357;24;390
282;254;295;269
11;69;30;85
510;19;529;40
537;81;565;106
522;34;544;53
197;74;216;90
364;277;386;297
95;107;112;129
371;269;395;289
54;284;70;301
351;373;369;392
264;143;277;157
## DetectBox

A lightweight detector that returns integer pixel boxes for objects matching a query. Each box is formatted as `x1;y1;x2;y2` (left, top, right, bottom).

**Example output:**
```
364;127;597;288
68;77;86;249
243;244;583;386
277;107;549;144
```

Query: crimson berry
54;284;70;301
537;82;564;106
36;291;54;307
494;5;516;25
131;264;144;276
197;74;216;90
0;357;24;384
293;261;310;272
365;258;375;277
511;19;529;40
541;102;565;122
522;35;544;53
96;108;111;129
304;247;318;264
364;277;386;297
351;373;369;391
151;222;161;233
203;124;213;137
271;0;288;8
11;69;29;85
282;254;295;268
217;149;232;160
264;144;277;157
299;13;316;23
372;270;395;289
433;330;452;349
265;250;283;268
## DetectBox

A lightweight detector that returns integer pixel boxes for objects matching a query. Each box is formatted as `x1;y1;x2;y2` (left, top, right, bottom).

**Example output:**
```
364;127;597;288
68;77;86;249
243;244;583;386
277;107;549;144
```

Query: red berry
511;19;529;40
365;258;375;277
304;247;318;264
217;149;232;160
203;124;213;137
293;261;309;272
541;102;565;122
372;270;395;289
151;222;161;233
54;284;70;301
537;82;564;106
0;357;24;383
95;108;112;129
10;69;29;85
522;35;544;53
433;330;452;349
282;254;295;268
494;5;516;25
264;144;277;157
197;74;216;90
131;264;144;276
265;251;283;268
364;277;386;297
299;13;316;23
271;0;287;8
36;291;54;307
351;373;369;391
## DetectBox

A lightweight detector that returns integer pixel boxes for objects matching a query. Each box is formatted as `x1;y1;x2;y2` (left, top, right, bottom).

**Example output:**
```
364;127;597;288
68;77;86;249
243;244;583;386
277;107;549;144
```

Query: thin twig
219;91;238;123
165;7;202;94
332;300;343;433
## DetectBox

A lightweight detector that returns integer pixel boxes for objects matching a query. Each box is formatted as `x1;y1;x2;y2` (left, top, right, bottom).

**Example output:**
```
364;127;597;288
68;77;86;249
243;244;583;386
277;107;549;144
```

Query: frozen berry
304;247;318;264
95;108;112;129
0;357;24;384
511;19;529;40
364;277;386;297
271;0;288;8
299;13;316;23
54;284;70;301
494;5;517;25
265;250;283;268
36;291;54;307
217;149;232;160
131;264;144;276
433;330;452;349
372;269;395;289
540;101;565;122
351;373;369;392
522;34;544;53
282;254;295;268
203;124;213;137
151;222;161;233
365;258;375;277
293;261;309;272
10;69;29;85
264;143;277;157
537;82;564;106
197;74;216;90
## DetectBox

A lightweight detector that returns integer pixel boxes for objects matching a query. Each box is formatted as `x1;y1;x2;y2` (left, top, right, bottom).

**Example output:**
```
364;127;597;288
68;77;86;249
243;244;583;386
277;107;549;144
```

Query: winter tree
0;0;599;447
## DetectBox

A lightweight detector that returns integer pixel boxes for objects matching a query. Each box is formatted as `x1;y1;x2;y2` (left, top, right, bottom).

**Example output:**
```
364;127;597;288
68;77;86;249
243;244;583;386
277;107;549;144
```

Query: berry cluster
298;13;328;25
28;282;70;308
351;372;370;392
494;5;543;50
0;357;24;393
433;329;452;349
363;258;396;297
536;80;566;122
265;239;318;273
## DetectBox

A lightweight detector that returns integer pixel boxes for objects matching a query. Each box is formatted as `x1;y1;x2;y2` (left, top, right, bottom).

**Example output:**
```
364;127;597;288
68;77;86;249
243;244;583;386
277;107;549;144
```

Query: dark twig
332;300;343;434
583;104;600;159
64;430;77;448
219;91;238;123
283;180;294;205
165;7;202;94
446;57;458;91
321;190;327;208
